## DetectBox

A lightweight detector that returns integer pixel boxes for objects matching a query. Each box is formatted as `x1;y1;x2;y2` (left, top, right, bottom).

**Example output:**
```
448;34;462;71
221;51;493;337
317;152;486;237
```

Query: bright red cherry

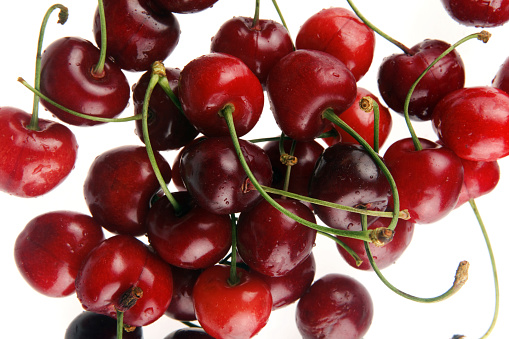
39;37;130;126
295;7;375;81
0;107;78;197
151;0;218;14
65;311;143;339
441;0;509;27
455;158;500;208
432;86;509;162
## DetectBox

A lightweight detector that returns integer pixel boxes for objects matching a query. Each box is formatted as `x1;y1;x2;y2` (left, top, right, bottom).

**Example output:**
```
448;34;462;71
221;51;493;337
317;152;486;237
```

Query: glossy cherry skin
441;0;509;27
492;56;509;94
75;235;173;327
180;136;273;215
432;86;509;162
309;143;391;231
14;211;104;297
151;0;218;14
237;198;317;277
378;39;465;121
295;7;375;81
0;107;78;197
39;37;130;126
165;266;202;321
178;53;264;137
210;16;294;86
296;274;373;339
384;138;464;224
84;145;172;236
146;191;232;269
455;158;500;208
266;49;357;141
323;87;392;149
193;265;272;339
133;67;198;151
93;0;180;72
65;311;143;339
164;328;214;339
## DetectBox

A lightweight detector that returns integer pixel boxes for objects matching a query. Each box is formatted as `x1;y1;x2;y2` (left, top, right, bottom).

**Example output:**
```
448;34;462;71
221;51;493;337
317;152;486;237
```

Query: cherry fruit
456;158;500;208
151;0;218;14
441;0;509;27
65;311;143;339
164;266;202;321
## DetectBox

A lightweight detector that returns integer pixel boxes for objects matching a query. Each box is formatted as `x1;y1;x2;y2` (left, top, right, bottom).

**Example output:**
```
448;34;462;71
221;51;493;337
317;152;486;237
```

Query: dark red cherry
295;7;375;81
492;55;509;94
178;53;264;137
14;211;104;297
377;39;465;121
179;136;273;215
164;328;214;339
65;311;143;339
308;143;391;230
441;0;509;27
165;266;202;321
383;138;464;224
193;265;272;339
93;0;180;72
296;274;373;339
455;158;500;208
210;16;294;86
151;0;218;14
237;198;317;277
432;86;509;162
0;107;78;197
132;67;198;151
266;49;357;141
84;145;172;236
75;235;173;327
39;37;130;126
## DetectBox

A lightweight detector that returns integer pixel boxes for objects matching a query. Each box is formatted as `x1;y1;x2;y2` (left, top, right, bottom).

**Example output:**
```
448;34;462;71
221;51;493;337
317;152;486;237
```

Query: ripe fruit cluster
1;0;509;338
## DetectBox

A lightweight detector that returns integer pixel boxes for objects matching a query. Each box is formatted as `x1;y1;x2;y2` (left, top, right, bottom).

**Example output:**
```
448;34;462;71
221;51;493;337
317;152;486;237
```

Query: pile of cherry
1;0;509;338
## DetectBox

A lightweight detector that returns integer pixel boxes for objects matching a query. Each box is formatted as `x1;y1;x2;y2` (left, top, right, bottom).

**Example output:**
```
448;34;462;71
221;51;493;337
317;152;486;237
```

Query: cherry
151;0;218;14
266;49;357;141
178;52;264;137
39;37;130;126
295;7;375;81
132;66;198;151
193;265;272;339
492;55;509;94
377;39;465;121
308;142;391;230
432;86;509;162
0;107;78;197
441;0;509;27
75;234;174;327
383;138;464;224
296;273;373;339
146;191;232;269
14;211;104;297
164;265;202;321
164;328;215;339
455;158;500;208
179;136;273;215
93;0;180;72
210;16;294;86
65;311;143;339
83;145;172;236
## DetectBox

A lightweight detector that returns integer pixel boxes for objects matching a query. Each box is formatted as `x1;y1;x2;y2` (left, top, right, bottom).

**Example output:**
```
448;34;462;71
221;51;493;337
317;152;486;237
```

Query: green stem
228;214;239;286
319;231;362;266
252;0;260;28
156;75;184;114
28;4;68;131
116;309;124;339
279;134;297;194
93;0;107;76
270;0;293;48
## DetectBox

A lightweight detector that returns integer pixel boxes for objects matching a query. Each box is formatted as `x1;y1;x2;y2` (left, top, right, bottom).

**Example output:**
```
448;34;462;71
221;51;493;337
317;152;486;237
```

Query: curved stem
93;0;107;76
228;214;239;286
270;0;293;49
156;75;184;114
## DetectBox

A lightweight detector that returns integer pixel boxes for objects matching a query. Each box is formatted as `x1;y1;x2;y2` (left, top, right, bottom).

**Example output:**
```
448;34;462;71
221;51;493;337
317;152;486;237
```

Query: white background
1;0;508;338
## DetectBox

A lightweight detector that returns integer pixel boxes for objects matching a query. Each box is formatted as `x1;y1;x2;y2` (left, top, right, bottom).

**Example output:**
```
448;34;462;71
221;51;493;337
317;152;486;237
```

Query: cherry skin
132;67;198;151
14;211;104;297
39;37;130;126
93;0;180;72
65;311;143;339
266;49;357;141
151;0;218;14
377;39;465;121
295;7;376;81
296;274;373;339
193;265;272;339
455;158;500;208
441;0;509;27
0;107;78;197
492;55;509;94
164;328;215;339
432;86;509;162
178;52;264;137
83;145;172;236
236;198;317;277
210;16;294;86
164;265;203;321
75;234;174;327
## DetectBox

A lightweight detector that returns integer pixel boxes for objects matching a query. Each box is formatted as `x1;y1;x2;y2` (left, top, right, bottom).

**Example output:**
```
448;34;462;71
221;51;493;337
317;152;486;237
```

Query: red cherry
65;311;143;339
193;265;272;339
39;37;130;126
295;7;375;81
0;107;78;197
165;266;202;321
151;0;218;14
14;211;104;297
432;86;509;162
441;0;509;27
455;158;500;208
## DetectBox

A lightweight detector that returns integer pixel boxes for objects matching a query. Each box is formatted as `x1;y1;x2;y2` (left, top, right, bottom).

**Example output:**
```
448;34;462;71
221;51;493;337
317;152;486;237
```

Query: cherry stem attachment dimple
228;214;239;286
92;0;107;76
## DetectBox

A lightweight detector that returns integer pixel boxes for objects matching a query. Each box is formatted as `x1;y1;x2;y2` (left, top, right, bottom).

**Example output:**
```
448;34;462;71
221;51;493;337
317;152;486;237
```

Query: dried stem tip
478;30;491;43
453;260;469;289
370;227;394;247
280;153;298;166
116;286;144;312
359;96;374;112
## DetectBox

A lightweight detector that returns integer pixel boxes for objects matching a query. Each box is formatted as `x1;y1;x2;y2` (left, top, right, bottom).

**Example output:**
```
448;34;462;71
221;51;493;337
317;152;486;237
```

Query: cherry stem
93;0;107;76
361;213;470;303
403;31;490;151
319;231;363;266
468;199;499;338
252;0;260;28
27;4;68;131
345;0;412;54
116;309;124;339
270;0;294;48
156;75;184;114
249;130;338;144
359;96;380;154
228;214;239;286
278;133;297;194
